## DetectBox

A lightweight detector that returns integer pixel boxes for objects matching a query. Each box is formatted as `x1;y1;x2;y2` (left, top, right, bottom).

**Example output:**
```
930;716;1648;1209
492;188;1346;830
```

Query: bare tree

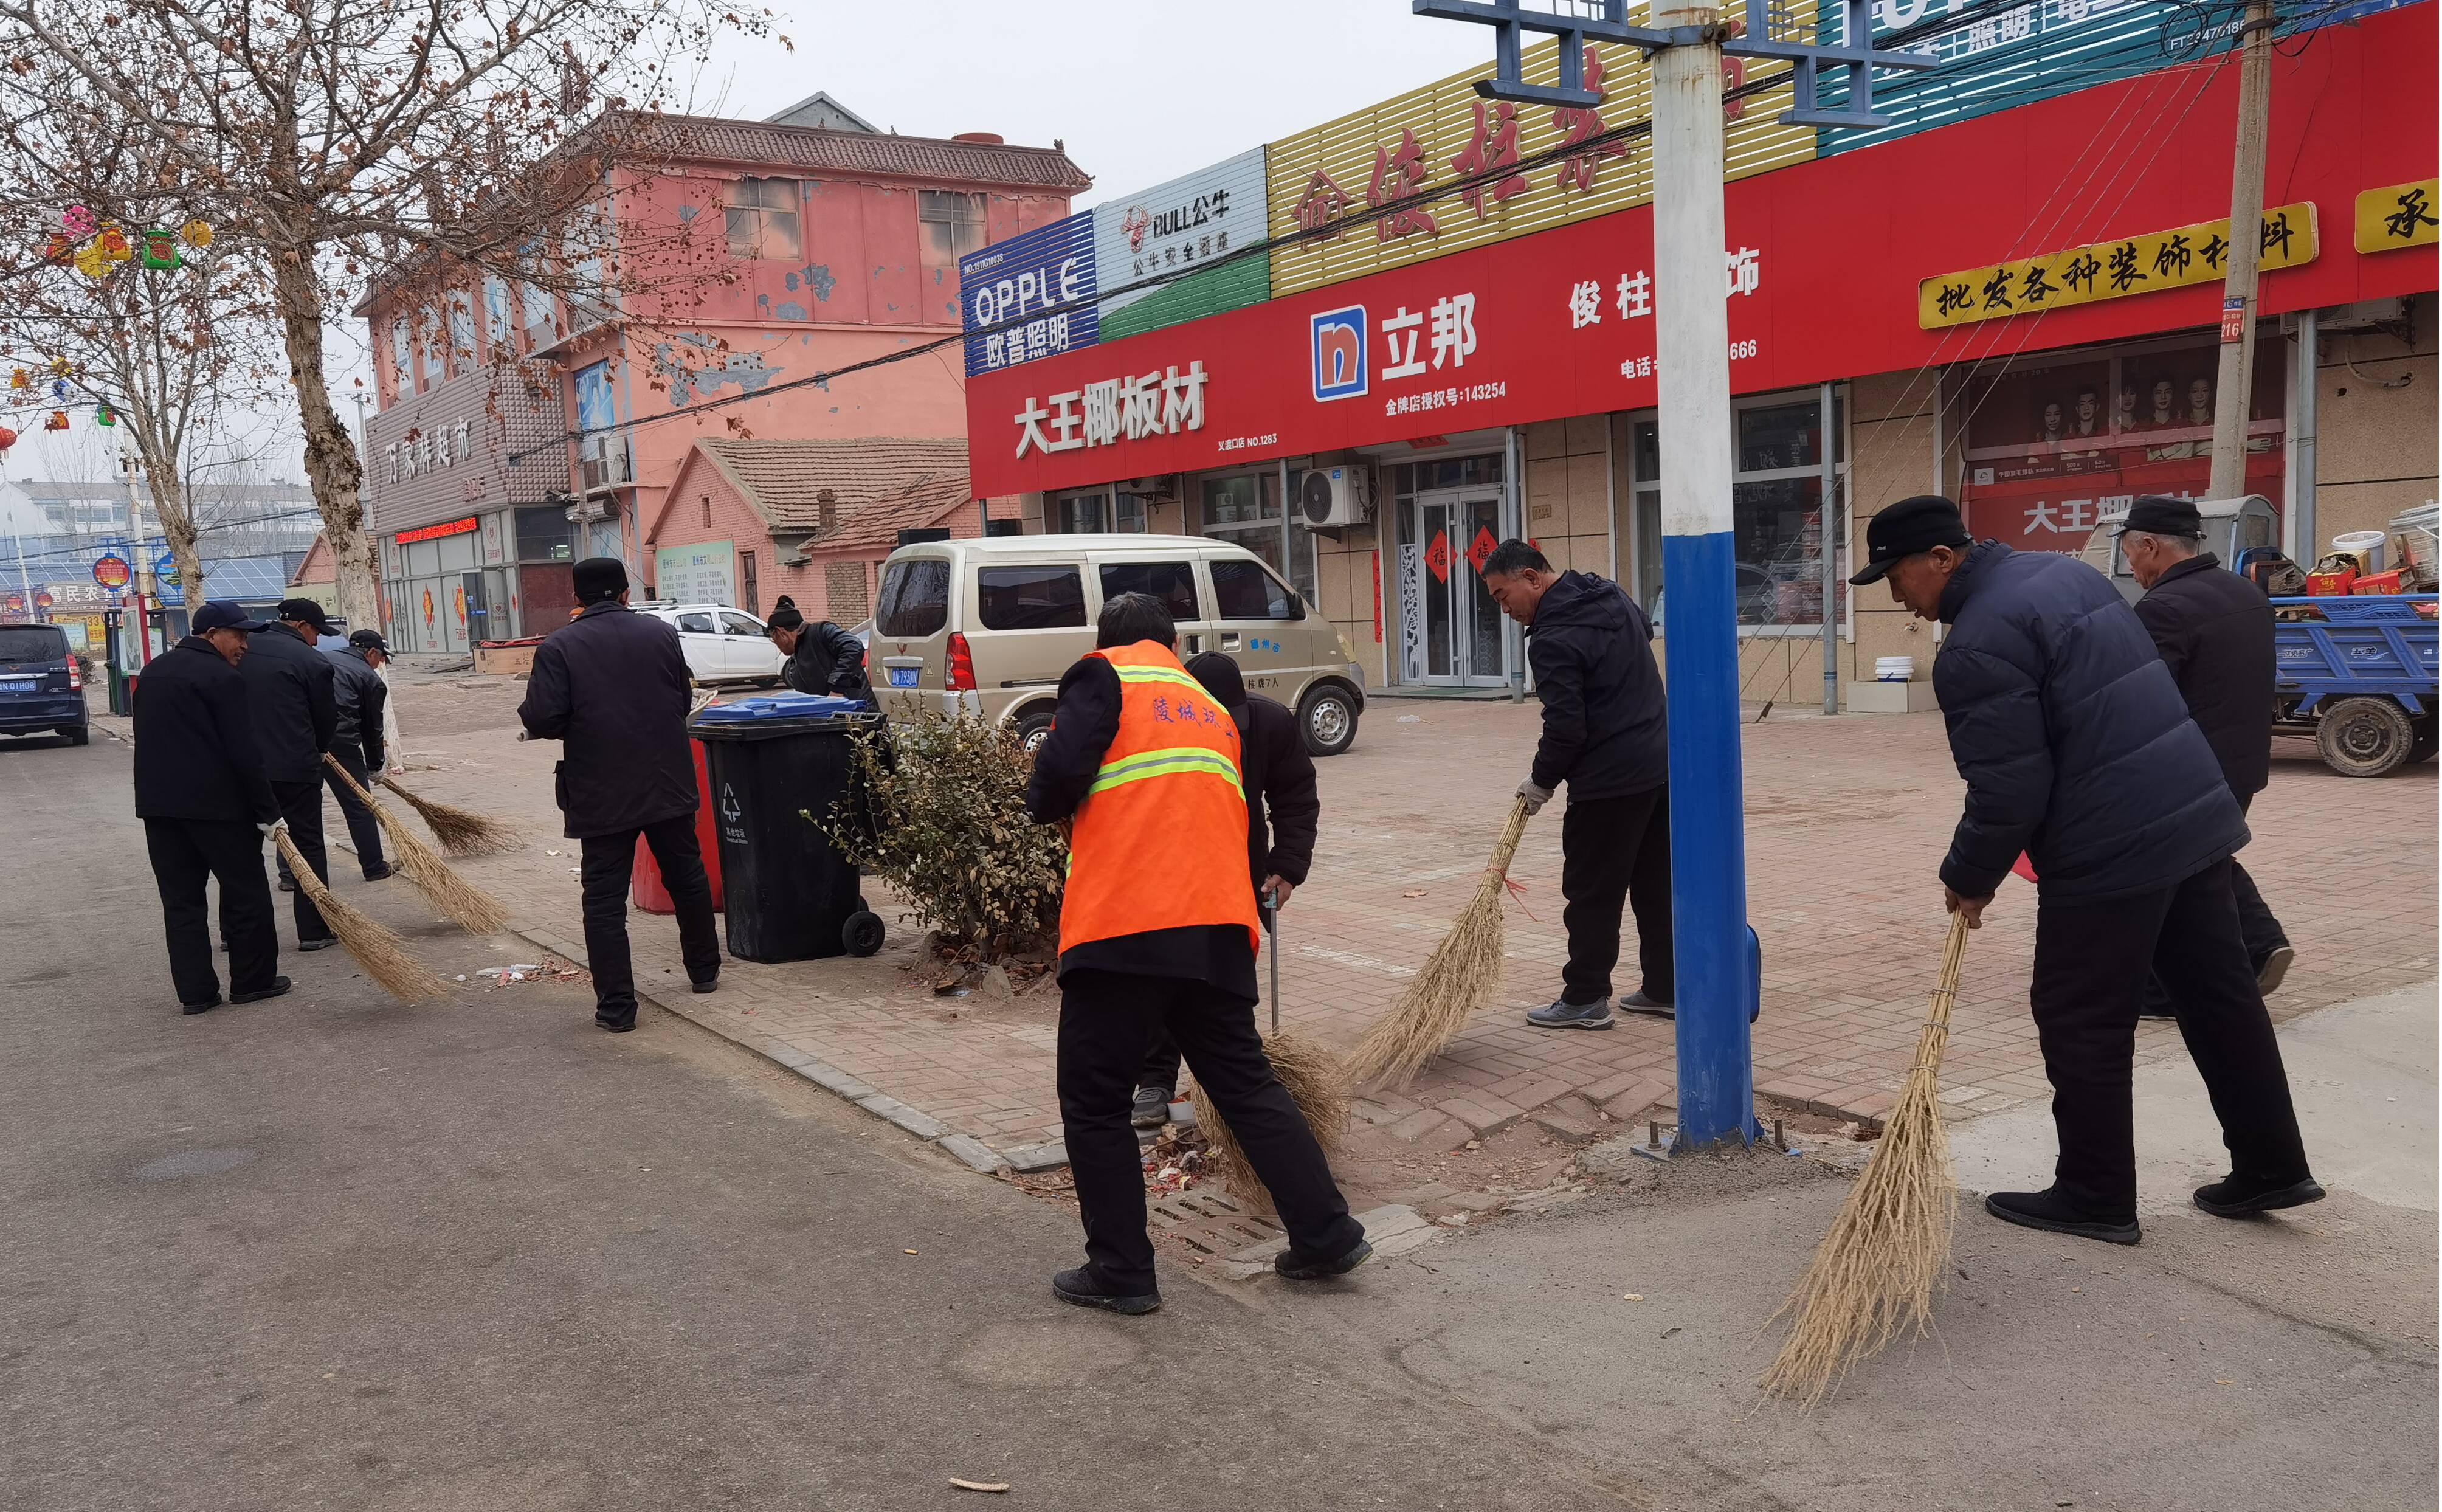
0;0;771;632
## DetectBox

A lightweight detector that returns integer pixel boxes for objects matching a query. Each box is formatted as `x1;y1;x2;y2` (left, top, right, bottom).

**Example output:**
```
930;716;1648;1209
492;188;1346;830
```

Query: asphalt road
0;733;1642;1512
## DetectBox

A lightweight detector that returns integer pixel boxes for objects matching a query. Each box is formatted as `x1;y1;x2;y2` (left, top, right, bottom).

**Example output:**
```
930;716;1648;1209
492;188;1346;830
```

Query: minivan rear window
0;626;68;662
977;565;1086;631
1098;561;1200;624
877;558;951;637
1209;559;1304;621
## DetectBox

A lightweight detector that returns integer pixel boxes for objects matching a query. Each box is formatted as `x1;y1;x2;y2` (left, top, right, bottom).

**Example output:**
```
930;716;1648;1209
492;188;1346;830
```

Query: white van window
978;565;1087;630
877;558;951;637
1210;559;1303;621
1098;561;1199;623
677;610;716;633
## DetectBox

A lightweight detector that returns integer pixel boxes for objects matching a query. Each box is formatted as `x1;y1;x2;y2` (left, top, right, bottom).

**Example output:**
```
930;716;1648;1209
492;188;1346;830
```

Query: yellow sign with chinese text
1263;13;1819;300
1917;203;2320;330
2355;179;2440;254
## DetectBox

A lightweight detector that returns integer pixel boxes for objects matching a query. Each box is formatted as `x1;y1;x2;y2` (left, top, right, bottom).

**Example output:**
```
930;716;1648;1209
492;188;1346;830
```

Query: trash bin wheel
842;910;885;958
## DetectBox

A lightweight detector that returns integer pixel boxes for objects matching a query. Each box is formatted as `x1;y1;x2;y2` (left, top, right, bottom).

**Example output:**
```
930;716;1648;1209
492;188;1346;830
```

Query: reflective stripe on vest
1088;745;1245;799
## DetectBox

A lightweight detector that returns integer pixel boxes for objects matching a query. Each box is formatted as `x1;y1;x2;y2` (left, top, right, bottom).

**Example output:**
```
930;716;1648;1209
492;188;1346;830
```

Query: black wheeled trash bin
688;692;886;963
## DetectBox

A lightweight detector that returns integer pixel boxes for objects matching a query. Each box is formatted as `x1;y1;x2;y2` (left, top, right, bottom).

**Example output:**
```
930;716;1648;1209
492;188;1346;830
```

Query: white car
632;601;787;686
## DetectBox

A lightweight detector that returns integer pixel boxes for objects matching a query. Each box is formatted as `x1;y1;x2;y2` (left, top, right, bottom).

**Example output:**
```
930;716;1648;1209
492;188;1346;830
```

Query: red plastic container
632;737;725;913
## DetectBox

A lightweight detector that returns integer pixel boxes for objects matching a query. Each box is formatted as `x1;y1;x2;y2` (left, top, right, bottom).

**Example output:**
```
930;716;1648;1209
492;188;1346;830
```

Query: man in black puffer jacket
1481;539;1672;1030
1853;495;2318;1245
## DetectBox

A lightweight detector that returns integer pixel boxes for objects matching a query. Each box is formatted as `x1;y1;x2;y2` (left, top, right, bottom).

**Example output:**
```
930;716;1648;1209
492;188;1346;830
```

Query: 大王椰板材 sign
1918;204;2319;330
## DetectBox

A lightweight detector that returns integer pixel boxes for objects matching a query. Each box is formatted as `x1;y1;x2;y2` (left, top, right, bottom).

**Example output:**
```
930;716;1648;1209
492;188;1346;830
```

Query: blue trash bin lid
691;692;861;725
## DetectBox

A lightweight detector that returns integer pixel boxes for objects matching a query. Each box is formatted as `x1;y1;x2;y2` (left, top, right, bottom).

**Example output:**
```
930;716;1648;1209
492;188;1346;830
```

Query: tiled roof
696;437;974;550
630;114;1091;192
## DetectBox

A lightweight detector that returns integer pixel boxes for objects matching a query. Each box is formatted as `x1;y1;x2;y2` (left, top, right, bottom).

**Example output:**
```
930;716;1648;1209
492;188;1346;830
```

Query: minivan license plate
887;666;919;688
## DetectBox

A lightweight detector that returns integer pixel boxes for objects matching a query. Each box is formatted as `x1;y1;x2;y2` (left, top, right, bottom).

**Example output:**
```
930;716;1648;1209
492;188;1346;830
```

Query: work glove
256;819;286;838
1516;778;1553;817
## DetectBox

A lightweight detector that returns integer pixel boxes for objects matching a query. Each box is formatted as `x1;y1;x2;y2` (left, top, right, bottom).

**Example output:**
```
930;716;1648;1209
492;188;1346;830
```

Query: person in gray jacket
322;628;394;881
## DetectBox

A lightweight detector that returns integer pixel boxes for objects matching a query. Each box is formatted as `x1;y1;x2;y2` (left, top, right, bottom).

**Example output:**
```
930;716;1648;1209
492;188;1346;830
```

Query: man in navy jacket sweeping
1852;495;2319;1244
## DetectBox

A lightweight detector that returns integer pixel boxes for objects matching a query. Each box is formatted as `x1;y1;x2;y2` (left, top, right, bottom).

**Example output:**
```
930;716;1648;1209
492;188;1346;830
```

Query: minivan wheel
1300;686;1358;757
1014;709;1057;754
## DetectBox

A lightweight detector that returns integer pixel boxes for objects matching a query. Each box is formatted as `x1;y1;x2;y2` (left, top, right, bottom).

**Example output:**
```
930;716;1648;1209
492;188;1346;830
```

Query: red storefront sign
396;514;479;545
967;10;2433;500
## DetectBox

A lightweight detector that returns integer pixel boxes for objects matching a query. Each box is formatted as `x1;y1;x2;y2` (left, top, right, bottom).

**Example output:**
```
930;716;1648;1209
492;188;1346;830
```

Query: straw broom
1761;914;1971;1406
1345;796;1533;1089
378;775;521;857
270;825;452;1003
1192;897;1351;1211
324;755;511;935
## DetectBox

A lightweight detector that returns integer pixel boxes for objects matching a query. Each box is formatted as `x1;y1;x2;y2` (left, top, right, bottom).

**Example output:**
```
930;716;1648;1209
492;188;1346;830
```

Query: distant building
0;478;319;556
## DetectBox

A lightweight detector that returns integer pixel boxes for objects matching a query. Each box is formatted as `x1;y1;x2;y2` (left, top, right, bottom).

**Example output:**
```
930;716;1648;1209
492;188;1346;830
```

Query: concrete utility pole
1819;379;1838;714
2207;0;2276;501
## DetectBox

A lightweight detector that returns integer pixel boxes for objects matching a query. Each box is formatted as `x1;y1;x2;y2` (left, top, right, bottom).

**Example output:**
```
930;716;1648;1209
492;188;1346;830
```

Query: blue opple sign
958;212;1097;378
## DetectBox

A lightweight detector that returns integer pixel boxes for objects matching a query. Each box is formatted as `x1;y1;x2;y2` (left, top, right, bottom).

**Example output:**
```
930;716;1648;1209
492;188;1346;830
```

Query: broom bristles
1760;916;1971;1407
1191;1030;1350;1212
379;775;521;857
325;757;511;935
272;828;453;1004
1345;798;1533;1089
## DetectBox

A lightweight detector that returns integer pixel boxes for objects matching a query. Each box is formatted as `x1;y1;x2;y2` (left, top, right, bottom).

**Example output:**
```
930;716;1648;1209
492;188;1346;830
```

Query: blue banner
959;212;1099;378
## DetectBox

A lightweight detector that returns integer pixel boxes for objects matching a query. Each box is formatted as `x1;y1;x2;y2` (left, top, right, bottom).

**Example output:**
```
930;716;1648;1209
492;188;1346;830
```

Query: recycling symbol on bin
720;783;742;824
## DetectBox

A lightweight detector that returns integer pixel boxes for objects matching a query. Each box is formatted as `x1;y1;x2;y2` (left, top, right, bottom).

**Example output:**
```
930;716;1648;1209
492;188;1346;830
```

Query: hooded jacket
1932;540;2247;903
1525;571;1668;800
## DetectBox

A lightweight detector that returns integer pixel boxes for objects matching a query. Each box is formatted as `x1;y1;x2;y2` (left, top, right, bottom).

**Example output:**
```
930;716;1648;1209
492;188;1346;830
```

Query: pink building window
726;178;801;260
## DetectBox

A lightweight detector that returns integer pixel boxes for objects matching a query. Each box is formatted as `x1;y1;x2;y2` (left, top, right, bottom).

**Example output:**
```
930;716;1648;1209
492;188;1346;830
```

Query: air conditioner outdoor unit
1296;465;1370;528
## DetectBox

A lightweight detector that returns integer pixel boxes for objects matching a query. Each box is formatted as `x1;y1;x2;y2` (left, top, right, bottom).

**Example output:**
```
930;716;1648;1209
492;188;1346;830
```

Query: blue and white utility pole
1416;0;1932;1150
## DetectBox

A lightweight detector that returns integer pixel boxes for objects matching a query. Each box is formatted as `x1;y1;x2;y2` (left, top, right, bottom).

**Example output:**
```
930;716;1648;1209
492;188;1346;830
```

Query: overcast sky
2;0;1495;493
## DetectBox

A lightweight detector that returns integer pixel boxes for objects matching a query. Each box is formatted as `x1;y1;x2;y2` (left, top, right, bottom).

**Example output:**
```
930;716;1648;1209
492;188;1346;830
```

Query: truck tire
2316;696;2416;778
1299;684;1360;758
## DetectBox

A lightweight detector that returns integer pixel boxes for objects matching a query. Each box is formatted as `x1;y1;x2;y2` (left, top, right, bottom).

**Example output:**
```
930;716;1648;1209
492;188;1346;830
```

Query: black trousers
269;778;334;944
2144;794;2288;1012
1559;785;1675;1006
145;818;278;1007
2032;858;2311;1218
1061;968;1364;1295
1136;913;1273;1097
322;740;388;877
578;813;722;1027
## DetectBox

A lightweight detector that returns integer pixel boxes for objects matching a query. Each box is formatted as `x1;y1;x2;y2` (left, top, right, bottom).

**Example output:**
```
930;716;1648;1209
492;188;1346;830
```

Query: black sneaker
362;862;395;882
2194;1173;2325;1218
298;936;339;952
1052;1265;1160;1316
230;977;292;1006
181;996;222;1015
2254;944;2297;996
691;975;719;995
1618;990;1675;1019
1984;1188;2140;1246
1131;1085;1172;1129
596;1015;637;1034
1275;1238;1374;1281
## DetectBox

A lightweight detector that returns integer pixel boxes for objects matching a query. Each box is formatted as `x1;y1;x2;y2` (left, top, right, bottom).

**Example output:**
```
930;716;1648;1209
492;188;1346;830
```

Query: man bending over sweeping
1024;591;1370;1314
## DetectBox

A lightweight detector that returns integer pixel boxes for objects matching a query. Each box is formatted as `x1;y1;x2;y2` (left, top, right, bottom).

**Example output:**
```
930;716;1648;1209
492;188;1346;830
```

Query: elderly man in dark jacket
1480;539;1673;1030
245;598;341;949
134;600;288;1013
2122;495;2292;992
1130;651;1323;1127
320;628;393;882
765;596;874;708
519;557;719;1030
1855;495;2319;1245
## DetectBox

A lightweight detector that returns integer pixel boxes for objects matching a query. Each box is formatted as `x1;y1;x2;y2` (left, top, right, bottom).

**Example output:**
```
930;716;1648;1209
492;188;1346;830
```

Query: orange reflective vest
1058;641;1262;956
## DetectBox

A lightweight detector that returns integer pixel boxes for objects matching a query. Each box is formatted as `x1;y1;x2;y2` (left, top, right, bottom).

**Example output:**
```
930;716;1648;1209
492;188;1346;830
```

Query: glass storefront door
1403;487;1508;686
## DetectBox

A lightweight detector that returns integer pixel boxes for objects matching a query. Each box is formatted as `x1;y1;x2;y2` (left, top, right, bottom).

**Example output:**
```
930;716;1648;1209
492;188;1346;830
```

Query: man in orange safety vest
1024;591;1370;1314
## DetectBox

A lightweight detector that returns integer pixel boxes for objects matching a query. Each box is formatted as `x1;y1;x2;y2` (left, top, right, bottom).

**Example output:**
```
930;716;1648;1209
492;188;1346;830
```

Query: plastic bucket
2331;531;2387;574
1874;655;1915;682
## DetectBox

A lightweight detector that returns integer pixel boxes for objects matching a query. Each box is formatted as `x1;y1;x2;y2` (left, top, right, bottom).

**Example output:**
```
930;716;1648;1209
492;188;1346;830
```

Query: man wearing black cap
2119;495;2292;992
245;598;341;949
133;600;289;1012
321;627;394;882
1852;495;2319;1244
1128;650;1321;1128
518;556;720;1030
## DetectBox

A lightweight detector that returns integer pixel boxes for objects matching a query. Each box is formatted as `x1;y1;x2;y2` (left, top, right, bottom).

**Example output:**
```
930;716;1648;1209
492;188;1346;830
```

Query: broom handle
271;826;328;905
322;750;377;806
1264;892;1281;1035
1927;914;1970;1031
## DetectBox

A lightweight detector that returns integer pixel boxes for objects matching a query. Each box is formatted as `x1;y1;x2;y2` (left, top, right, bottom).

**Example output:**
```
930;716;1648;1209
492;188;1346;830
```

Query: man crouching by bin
1024;591;1369;1314
518;557;722;1030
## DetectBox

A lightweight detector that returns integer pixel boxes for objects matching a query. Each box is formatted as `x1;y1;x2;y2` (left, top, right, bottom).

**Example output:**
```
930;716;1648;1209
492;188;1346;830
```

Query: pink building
357;92;1088;652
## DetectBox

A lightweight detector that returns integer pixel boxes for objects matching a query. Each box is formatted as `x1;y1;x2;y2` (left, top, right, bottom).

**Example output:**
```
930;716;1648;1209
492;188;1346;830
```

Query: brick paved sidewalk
355;674;2438;1176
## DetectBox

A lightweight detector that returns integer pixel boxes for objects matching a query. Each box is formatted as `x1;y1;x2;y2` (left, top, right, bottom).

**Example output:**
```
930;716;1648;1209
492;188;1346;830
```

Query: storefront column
1503;426;1523;700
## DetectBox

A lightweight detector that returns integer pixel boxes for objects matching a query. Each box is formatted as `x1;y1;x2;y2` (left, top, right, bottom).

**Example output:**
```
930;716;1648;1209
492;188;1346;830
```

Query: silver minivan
869;534;1367;755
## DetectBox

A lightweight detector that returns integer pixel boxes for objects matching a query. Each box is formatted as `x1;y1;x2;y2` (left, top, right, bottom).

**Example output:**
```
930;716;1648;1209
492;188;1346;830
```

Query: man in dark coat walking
519;557;720;1030
320;628;394;882
1130;649;1322;1128
134;600;289;1013
244;598;341;950
1854;495;2319;1245
1480;540;1674;1029
2121;495;2292;992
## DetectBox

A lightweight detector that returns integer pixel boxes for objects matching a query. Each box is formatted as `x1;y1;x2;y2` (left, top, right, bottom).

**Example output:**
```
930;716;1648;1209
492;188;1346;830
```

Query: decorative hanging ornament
179;219;214;248
61;205;96;236
50;378;67;401
0;426;16;451
72;244;106;278
140;229;182;269
95;404;116;427
9;368;26;390
49;356;69;376
93;226;133;263
41;232;74;263
44;410;69;431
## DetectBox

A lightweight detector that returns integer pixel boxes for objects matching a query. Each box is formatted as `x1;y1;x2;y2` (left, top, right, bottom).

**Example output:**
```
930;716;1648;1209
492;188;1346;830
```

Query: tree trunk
151;476;207;607
271;251;381;635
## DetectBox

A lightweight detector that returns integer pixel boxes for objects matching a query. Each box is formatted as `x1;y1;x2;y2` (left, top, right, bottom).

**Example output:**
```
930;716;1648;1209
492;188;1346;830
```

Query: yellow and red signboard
396;514;479;545
1917;203;2319;330
2354;178;2439;254
1262;15;1817;299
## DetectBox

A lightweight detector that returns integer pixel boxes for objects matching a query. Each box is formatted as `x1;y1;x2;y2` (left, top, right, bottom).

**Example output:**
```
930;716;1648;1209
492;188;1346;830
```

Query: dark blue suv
0;624;89;746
